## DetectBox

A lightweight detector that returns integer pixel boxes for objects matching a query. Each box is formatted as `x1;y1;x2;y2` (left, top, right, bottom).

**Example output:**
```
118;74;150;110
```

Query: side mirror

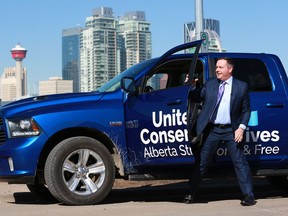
121;77;137;94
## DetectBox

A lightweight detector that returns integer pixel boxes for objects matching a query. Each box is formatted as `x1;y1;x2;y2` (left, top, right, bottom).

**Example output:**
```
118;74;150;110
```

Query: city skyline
1;0;288;95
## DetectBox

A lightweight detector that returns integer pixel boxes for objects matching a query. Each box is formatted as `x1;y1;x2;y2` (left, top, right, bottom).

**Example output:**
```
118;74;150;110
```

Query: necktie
210;81;226;122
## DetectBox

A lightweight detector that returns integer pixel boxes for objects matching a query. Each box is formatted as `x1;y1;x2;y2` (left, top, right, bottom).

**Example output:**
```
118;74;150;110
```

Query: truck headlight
8;118;41;137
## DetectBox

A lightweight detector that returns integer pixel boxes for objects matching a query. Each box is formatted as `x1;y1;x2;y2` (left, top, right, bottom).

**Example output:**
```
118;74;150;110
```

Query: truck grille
0;116;7;142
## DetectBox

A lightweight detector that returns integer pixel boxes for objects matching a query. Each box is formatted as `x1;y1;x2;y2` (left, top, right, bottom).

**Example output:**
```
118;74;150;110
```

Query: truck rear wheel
44;136;115;205
267;176;288;191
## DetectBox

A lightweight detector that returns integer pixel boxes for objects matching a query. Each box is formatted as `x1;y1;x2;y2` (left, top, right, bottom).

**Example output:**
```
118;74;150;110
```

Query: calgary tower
10;44;27;99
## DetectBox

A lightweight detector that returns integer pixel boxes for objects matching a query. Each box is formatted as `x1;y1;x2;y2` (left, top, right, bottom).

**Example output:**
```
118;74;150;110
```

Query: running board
256;169;288;176
128;174;156;181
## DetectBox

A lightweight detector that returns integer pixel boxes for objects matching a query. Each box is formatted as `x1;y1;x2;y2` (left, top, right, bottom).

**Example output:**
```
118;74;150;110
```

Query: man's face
215;59;233;81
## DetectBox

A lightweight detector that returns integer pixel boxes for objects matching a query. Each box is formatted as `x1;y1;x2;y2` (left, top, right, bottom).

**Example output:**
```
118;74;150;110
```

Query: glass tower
80;7;117;91
118;11;152;70
79;7;152;92
62;27;82;92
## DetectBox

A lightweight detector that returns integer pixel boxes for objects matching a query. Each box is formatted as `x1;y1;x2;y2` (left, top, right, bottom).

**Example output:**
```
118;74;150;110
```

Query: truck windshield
97;59;155;92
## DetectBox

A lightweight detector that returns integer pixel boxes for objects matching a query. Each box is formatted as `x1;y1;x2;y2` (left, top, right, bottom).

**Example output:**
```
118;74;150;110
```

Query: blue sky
0;0;287;94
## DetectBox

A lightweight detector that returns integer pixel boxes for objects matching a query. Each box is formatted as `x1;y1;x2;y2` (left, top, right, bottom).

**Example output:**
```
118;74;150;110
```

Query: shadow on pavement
103;177;288;204
11;177;287;205
12;193;58;205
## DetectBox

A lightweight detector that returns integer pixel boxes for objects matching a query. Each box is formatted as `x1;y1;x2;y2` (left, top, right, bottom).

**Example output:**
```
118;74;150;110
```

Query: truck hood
1;92;105;117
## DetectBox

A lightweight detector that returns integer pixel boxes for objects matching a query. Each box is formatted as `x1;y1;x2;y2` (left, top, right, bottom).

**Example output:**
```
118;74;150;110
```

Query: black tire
267;176;288;191
44;136;115;205
26;183;56;201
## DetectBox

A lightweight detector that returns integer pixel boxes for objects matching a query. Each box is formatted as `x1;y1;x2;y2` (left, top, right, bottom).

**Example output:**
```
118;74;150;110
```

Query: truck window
145;73;169;92
143;59;204;93
212;58;273;92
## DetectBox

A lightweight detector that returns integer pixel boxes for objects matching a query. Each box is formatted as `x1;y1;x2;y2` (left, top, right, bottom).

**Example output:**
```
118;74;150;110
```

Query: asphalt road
0;177;287;216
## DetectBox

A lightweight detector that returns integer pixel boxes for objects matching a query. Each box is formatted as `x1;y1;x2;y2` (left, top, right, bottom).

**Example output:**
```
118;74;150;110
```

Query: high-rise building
118;11;152;70
80;7;117;92
184;19;226;52
39;77;73;96
0;67;27;101
78;7;152;92
62;27;82;93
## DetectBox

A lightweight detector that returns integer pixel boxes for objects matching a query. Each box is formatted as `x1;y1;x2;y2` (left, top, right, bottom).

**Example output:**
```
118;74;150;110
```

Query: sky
0;0;287;95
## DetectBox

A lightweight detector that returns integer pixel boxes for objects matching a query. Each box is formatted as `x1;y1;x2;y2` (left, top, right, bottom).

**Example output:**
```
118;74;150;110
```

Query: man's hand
234;127;244;143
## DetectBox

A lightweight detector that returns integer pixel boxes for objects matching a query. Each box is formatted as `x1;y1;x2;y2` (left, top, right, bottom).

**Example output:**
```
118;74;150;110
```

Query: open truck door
122;40;203;170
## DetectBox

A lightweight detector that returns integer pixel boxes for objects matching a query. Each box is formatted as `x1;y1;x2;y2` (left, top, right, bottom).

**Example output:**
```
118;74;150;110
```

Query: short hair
217;57;234;68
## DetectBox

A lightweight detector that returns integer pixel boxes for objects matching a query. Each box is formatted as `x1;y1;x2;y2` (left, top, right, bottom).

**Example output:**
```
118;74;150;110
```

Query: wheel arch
35;127;124;184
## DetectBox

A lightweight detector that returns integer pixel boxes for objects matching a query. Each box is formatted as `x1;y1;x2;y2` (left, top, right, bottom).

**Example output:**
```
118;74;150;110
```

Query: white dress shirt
214;77;233;125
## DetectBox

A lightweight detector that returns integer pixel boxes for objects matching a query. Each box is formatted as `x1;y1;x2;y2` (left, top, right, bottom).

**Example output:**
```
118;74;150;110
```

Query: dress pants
188;126;254;196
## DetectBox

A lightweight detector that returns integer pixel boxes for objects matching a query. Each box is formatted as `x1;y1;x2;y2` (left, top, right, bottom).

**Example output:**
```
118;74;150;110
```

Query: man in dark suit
184;57;256;206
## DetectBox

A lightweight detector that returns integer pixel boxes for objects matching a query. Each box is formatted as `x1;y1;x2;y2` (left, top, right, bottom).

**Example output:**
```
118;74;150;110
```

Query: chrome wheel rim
62;149;106;195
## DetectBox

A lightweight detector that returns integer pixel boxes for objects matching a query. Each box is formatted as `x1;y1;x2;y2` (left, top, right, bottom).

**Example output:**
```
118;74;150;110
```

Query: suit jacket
196;76;251;135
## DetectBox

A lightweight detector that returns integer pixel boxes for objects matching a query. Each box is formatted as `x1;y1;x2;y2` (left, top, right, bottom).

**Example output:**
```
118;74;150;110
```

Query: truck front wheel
44;136;115;205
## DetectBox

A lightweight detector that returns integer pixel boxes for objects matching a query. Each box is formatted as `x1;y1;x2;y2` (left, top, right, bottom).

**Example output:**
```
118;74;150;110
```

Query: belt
212;124;231;129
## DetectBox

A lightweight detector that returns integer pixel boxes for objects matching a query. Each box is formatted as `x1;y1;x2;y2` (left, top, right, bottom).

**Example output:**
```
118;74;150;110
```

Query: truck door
123;41;203;169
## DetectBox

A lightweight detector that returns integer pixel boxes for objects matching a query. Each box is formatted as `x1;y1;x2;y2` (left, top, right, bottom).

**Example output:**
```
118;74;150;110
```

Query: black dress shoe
183;194;194;204
240;195;256;206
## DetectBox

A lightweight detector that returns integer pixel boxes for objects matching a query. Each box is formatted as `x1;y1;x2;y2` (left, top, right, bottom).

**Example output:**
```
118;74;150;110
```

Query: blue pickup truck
0;40;287;205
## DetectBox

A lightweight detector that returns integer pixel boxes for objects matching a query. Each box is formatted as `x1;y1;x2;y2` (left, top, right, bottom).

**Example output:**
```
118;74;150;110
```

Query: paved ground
0;177;288;216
